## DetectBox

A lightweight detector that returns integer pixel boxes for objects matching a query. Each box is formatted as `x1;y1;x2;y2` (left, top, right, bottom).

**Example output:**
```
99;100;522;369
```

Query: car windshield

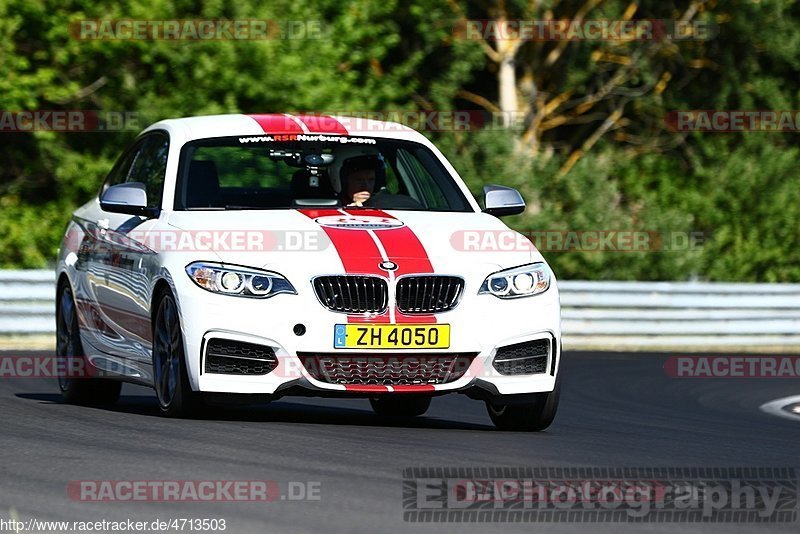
174;134;474;211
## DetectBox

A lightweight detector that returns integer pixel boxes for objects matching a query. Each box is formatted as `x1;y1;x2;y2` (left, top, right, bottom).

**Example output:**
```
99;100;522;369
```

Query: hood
165;208;543;281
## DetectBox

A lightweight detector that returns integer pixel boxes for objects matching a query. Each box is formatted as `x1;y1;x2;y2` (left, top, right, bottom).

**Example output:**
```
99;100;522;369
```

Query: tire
369;396;431;417
152;291;203;417
486;379;560;432
56;283;121;405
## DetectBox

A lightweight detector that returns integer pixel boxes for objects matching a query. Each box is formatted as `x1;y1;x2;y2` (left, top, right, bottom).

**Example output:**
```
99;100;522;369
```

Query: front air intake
204;338;278;375
298;352;478;386
492;339;550;376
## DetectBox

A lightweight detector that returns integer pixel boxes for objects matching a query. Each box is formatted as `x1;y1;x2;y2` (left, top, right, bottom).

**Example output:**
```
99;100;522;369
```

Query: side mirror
482;185;525;217
100;182;156;217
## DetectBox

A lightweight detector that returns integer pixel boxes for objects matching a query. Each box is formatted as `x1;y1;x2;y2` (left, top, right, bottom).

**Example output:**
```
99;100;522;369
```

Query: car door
86;132;169;368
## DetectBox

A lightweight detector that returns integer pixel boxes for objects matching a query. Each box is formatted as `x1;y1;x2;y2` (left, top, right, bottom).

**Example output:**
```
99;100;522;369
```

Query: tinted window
174;135;473;212
397;147;451;210
194;146;295;189
100;132;169;209
128;133;169;209
100;142;143;196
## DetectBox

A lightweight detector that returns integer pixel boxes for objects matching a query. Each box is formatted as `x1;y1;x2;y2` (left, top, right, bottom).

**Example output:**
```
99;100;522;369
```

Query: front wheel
152;292;202;417
369;396;431;417
56;284;121;405
486;379;560;432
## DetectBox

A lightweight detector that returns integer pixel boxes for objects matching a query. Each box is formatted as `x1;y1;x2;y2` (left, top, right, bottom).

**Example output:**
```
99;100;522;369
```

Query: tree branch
447;0;503;63
544;0;605;67
456;89;501;113
53;76;108;104
556;102;626;178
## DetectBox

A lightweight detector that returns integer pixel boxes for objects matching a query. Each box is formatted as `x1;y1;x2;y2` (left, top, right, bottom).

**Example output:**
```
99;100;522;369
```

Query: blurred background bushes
0;0;798;280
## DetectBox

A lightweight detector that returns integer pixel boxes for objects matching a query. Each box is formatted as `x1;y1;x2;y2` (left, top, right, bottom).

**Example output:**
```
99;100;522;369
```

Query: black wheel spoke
155;327;169;351
163;301;175;327
169;327;180;353
159;361;171;399
167;358;179;398
56;287;79;391
153;295;183;410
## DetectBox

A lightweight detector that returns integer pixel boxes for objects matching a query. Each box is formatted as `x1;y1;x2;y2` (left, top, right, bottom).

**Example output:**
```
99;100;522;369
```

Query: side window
128;133;169;209
381;153;400;194
100;132;169;210
396;148;449;209
100;141;144;197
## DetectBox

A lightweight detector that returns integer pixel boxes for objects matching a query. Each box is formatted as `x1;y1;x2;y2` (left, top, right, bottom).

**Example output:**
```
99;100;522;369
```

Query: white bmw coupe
56;114;561;431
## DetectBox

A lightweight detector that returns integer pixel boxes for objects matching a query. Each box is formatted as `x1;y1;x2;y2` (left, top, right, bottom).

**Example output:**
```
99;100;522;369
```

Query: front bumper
173;272;561;397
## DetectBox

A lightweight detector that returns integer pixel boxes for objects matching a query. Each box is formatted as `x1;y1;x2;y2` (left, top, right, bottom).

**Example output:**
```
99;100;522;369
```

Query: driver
339;156;379;207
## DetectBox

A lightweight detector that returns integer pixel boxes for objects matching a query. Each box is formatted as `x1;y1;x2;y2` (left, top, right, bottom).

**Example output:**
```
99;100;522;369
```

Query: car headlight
185;262;296;298
479;263;551;299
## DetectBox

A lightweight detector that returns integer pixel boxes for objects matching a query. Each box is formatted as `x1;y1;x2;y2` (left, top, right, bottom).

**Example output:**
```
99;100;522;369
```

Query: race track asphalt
1;350;798;533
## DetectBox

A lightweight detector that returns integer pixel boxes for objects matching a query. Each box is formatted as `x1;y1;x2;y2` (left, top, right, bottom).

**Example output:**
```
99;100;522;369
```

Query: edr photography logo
403;467;797;522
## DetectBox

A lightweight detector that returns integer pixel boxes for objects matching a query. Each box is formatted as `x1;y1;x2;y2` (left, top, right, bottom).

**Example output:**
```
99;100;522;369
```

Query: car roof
142;113;431;145
139;113;481;213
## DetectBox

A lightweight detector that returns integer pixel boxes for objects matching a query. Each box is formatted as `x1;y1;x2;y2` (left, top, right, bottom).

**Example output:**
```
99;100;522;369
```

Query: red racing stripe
248;114;304;134
357;209;438;324
296;208;341;219
341;209;436;275
298;209;390;324
298;209;440;324
343;384;389;393
299;209;385;275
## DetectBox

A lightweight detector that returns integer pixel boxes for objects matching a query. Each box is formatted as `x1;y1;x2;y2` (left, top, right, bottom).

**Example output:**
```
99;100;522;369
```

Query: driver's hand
351;191;371;205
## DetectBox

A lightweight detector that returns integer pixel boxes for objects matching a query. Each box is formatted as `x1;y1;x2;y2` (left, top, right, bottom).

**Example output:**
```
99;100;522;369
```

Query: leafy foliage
0;0;798;280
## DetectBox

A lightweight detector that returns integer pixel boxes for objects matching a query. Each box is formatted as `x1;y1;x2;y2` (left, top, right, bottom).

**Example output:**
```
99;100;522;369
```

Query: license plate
333;324;450;349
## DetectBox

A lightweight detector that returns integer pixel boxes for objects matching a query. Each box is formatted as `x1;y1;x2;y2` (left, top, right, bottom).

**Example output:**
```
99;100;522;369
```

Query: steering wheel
364;189;424;209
